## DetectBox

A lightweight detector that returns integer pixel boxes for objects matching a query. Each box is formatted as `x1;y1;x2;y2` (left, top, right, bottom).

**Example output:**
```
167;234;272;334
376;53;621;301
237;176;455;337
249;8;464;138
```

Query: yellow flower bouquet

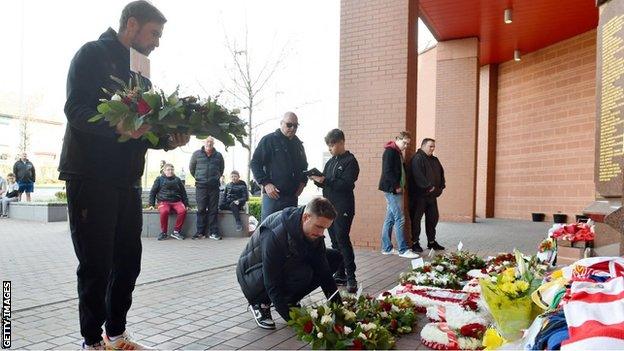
479;251;541;341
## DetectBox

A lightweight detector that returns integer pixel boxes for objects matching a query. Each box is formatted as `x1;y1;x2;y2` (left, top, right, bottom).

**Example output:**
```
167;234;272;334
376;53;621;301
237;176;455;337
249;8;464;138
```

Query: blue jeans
381;192;409;253
261;193;298;221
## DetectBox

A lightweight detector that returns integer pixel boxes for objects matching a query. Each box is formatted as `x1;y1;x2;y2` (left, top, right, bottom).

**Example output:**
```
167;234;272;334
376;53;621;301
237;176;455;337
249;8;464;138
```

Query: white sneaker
398;249;420;259
381;249;398;255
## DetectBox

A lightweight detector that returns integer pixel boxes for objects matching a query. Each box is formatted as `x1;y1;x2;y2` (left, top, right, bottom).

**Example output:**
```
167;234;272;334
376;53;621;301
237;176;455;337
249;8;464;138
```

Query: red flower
303;320;314;334
423;265;432;273
460;323;486;339
137;98;151;115
461;300;478;311
380;301;392;312
351;339;364;350
122;96;133;105
390;319;398;330
334;324;345;334
382;291;392;297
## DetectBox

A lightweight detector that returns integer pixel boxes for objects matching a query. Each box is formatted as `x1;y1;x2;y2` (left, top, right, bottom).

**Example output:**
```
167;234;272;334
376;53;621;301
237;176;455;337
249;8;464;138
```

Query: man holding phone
250;112;308;221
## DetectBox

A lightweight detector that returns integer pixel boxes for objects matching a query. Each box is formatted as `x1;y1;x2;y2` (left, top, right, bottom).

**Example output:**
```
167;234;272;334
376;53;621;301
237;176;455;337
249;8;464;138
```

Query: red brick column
434;38;480;222
339;0;418;249
476;64;498;218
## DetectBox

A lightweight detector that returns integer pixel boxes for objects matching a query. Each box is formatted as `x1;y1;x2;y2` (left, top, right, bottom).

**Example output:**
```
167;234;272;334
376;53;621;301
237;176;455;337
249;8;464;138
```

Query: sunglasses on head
285;122;299;129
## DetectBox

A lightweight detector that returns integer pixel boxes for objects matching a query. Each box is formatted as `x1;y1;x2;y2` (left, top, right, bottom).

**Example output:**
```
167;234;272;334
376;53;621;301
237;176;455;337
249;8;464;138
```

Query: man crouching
236;197;342;329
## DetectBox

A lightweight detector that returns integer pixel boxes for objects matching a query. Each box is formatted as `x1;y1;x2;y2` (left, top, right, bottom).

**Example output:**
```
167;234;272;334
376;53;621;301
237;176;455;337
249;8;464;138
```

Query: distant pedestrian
13;152;35;202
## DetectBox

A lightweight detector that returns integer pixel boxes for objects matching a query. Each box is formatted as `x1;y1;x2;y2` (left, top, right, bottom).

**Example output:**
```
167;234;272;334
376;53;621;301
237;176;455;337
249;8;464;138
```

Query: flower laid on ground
431;251;486;281
289;292;422;350
536;238;557;265
420;322;484;350
426;304;489;330
479;250;543;341
482;253;516;275
399;265;462;290
390;284;482;315
89;75;248;148
550;222;595;242
482;327;506;350
399;251;487;290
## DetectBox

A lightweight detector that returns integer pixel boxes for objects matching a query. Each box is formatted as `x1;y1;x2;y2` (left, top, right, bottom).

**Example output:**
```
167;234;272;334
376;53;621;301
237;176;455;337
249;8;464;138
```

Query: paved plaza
0;217;550;350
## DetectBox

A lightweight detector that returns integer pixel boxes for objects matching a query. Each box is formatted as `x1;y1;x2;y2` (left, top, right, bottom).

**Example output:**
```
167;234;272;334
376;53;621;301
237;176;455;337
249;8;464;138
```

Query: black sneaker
209;233;222;241
333;273;347;286
157;232;168;241
171;231;184;240
412;243;423;253
346;279;358;294
248;304;276;330
427;241;446;251
192;233;203;240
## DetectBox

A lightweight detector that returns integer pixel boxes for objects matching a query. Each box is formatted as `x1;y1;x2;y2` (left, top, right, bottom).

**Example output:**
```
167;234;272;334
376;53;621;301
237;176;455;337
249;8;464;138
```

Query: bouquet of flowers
550;222;594;243
420;322;486;350
89;75;248;148
431;251;486;281
536;238;557;265
288;301;395;350
479;250;542;341
482;253;516;275
399;264;462;290
288;293;419;350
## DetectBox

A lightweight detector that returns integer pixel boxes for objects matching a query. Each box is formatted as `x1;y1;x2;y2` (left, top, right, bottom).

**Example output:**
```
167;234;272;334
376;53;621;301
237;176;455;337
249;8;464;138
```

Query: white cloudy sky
0;0;435;181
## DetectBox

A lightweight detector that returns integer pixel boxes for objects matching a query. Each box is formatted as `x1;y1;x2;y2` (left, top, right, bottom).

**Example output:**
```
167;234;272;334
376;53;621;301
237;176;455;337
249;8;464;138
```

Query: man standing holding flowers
59;1;189;349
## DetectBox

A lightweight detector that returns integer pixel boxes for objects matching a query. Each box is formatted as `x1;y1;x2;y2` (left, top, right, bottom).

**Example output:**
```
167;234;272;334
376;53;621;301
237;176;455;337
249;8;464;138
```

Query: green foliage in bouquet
479;250;544;341
431;251;486;280
287;292;419;350
89;75;248;148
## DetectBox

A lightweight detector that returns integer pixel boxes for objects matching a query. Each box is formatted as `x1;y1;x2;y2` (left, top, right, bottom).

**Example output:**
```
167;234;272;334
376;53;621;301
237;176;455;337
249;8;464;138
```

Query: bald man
250;112;308;220
190;136;225;240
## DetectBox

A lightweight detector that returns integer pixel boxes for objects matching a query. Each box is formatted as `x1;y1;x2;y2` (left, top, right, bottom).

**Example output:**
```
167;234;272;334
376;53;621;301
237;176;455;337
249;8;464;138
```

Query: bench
7;202;68;222
141;209;250;238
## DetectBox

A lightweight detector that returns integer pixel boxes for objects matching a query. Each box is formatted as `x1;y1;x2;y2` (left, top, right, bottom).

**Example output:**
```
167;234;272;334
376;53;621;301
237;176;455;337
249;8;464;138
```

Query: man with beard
59;1;189;349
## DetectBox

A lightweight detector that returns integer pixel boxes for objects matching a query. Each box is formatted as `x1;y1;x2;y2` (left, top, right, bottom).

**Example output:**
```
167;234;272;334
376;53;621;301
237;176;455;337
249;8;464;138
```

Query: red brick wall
339;0;417;249
495;30;596;221
434;38;480;222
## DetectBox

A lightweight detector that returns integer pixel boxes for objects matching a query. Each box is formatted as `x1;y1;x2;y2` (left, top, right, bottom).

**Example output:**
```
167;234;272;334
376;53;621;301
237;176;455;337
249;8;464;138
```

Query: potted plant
553;212;567;224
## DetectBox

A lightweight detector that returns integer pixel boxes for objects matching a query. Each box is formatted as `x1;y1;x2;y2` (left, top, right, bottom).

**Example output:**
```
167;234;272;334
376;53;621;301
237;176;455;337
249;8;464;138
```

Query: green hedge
248;196;261;220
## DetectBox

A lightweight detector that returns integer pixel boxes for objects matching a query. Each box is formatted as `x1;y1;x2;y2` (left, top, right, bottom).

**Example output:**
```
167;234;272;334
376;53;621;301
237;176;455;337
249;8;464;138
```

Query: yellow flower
500;282;518;295
515;280;529;292
551;270;563;279
500;268;516;283
483;328;505;350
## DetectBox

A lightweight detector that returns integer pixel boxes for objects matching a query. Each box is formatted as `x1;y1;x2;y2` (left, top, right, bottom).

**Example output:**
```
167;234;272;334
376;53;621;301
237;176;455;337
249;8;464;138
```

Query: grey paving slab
2;217;550;350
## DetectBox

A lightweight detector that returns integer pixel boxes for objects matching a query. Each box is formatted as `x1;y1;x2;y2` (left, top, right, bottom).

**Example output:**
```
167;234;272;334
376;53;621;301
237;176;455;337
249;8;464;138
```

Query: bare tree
17;114;31;155
222;24;288;183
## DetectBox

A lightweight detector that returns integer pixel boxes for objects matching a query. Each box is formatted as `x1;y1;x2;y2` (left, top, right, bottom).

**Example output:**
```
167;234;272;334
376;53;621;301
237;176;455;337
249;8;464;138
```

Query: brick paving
0;217;550;350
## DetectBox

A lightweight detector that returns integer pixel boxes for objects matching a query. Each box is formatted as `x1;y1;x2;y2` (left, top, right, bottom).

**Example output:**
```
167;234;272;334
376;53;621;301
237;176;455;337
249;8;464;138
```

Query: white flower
111;94;122;101
359;332;367;340
321;315;333;325
309;309;318;319
379;311;388;318
391;304;400;312
344;326;352;335
362;323;377;331
435;265;445;272
344;310;356;321
317;332;324;339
